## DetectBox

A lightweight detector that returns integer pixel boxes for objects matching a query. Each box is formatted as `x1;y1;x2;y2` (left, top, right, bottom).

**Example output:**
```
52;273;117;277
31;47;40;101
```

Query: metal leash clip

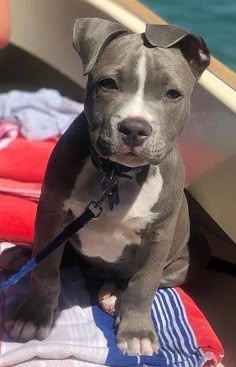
87;170;120;218
101;169;120;211
87;200;103;219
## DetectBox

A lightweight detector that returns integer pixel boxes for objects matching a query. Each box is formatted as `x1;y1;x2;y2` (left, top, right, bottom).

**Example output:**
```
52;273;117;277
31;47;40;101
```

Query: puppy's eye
98;78;117;89
164;89;182;99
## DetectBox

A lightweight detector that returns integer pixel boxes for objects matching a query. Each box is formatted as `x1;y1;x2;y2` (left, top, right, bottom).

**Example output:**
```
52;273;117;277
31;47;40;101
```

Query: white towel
0;89;83;140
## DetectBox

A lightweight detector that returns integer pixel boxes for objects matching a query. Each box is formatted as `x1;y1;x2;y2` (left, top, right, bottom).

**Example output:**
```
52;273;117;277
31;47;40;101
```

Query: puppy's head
73;18;210;167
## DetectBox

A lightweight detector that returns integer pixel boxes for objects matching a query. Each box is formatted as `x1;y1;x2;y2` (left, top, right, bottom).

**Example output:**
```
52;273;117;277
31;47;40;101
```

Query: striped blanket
0;244;223;367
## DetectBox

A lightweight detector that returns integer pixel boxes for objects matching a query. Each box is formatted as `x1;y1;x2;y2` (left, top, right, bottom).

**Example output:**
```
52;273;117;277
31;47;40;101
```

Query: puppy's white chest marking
64;161;163;263
118;51;152;122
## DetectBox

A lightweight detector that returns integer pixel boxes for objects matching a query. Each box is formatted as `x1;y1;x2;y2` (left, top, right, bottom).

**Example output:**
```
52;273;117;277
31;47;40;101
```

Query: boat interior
0;0;235;366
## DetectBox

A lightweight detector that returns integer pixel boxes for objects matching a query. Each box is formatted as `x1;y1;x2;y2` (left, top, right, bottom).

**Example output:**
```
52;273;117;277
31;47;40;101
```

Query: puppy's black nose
118;118;152;147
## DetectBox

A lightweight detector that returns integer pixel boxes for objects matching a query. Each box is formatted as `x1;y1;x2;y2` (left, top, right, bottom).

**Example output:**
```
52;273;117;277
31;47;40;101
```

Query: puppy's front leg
117;197;189;356
6;191;65;342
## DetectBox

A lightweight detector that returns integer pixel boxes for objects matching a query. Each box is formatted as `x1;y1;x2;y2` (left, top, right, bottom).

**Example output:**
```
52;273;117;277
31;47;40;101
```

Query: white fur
118;337;156;356
63;159;163;264
117;51;152;122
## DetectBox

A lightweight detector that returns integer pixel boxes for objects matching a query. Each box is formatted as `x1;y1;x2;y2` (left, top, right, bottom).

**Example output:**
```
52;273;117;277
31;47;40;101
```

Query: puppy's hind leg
98;281;123;316
0;244;32;272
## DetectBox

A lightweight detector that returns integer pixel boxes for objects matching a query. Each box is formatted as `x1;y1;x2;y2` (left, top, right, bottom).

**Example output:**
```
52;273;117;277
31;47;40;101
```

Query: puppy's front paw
117;316;159;356
5;296;56;342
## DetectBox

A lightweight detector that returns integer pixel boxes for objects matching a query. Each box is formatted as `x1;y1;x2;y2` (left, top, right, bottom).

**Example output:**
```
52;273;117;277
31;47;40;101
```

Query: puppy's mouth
92;141;146;168
114;145;144;156
110;151;148;168
92;133;166;167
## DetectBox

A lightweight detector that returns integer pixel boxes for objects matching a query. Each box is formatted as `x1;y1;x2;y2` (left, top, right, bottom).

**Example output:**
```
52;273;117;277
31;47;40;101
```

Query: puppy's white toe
118;337;159;356
140;337;156;355
117;340;128;355
127;337;141;356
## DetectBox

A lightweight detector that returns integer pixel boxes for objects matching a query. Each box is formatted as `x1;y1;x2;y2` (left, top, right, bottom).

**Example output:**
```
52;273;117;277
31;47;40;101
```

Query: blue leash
0;204;97;293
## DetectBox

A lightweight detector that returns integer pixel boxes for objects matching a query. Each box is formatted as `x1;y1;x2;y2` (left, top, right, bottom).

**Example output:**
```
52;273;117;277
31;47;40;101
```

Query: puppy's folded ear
145;24;210;79
73;18;129;75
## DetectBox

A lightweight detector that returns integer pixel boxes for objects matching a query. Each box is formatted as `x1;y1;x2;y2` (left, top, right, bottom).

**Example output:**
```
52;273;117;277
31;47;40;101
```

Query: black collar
90;146;143;179
90;146;144;210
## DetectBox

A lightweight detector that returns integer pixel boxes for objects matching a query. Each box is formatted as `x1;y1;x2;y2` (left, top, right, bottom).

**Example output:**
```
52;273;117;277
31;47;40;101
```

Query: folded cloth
0;137;56;183
0;243;224;367
0;195;36;243
0;136;56;243
0;121;19;150
0;89;83;140
0;179;41;201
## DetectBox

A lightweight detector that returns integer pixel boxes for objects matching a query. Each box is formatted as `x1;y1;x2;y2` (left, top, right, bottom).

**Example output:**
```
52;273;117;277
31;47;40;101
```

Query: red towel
0;178;41;200
0;194;37;243
0;137;56;243
0;137;56;183
176;288;224;366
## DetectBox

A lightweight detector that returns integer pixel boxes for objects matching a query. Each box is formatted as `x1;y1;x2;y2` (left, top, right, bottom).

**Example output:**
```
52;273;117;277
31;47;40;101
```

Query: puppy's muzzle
118;118;152;148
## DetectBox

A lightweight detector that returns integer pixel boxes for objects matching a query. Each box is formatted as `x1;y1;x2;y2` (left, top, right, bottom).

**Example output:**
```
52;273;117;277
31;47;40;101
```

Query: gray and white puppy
6;18;210;356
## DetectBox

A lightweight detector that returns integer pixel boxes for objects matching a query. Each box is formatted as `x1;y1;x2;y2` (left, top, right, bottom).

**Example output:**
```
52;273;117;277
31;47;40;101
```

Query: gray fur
6;18;210;355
